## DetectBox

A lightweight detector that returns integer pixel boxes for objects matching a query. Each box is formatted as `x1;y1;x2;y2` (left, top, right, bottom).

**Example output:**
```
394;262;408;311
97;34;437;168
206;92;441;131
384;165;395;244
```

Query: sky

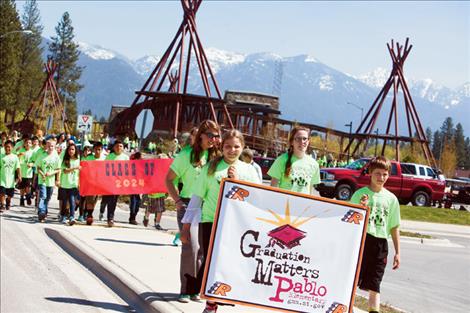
18;1;469;88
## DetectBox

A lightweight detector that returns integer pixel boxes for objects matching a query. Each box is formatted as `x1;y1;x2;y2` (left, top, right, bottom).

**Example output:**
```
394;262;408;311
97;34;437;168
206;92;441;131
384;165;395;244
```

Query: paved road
1;208;129;313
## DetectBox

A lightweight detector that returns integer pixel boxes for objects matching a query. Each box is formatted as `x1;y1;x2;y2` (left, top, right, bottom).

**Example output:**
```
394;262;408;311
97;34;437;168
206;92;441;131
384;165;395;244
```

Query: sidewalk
2;194;367;313
400;219;470;237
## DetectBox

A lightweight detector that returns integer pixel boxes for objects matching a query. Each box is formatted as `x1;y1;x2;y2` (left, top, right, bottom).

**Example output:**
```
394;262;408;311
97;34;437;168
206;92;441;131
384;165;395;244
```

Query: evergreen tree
432;130;442;160
48;11;83;122
454;123;466;167
440;117;454;143
15;0;44;113
425;127;433;144
465;138;470;169
0;1;22;111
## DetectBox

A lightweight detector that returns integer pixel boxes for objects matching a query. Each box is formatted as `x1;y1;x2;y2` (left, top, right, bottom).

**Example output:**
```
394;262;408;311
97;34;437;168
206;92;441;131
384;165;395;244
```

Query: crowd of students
1;121;400;313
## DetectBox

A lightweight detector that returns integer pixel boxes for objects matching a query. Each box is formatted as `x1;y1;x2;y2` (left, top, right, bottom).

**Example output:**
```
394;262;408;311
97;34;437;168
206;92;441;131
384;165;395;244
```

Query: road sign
77;115;93;133
135;109;154;139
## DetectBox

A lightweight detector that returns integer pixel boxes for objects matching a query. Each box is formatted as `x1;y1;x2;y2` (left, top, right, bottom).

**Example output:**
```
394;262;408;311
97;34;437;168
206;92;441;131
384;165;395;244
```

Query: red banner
79;159;172;196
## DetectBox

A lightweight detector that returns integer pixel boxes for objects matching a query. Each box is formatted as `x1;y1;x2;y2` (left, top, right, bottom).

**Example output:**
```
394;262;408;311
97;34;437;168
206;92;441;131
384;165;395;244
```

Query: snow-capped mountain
39;38;469;132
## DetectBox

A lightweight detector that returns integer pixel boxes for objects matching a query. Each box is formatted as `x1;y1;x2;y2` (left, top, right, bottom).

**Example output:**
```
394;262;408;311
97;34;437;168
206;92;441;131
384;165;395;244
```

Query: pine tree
440;117;454;143
425;127;433;144
15;0;44;114
454;123;466;168
432;130;442;160
48;11;83;123
465;137;470;169
0;1;22;112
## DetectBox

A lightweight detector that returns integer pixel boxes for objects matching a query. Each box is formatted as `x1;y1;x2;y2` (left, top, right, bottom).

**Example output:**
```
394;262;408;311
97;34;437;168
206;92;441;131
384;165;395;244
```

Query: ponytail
284;147;293;177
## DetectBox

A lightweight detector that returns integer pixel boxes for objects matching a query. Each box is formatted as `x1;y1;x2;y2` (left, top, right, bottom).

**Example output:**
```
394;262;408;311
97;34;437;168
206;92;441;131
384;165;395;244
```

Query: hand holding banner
202;179;369;313
79;159;172;196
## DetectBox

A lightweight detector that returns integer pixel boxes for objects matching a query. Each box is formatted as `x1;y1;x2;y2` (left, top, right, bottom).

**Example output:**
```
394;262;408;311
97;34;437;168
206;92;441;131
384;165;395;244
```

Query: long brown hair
63;143;79;168
285;126;310;177
191;120;220;167
208;129;245;176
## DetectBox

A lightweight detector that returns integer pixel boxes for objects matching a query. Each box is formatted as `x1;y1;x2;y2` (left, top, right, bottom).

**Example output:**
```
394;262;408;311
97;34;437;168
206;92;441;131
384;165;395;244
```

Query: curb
45;226;183;313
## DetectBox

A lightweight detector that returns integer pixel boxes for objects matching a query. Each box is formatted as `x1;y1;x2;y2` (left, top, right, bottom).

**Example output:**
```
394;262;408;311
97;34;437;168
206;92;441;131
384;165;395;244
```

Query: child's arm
390;226;400;270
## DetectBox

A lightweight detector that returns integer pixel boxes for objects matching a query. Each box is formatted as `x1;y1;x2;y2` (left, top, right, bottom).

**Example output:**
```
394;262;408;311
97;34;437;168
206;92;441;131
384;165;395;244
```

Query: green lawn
400;205;470;226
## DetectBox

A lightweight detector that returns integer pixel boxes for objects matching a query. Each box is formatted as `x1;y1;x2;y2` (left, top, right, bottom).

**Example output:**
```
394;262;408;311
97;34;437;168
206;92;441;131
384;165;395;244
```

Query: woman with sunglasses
268;126;320;195
180;129;261;313
165;120;221;303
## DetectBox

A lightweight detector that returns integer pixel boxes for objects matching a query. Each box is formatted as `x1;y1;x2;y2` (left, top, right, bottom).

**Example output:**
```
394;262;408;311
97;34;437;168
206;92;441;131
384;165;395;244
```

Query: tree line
0;0;82;125
427;117;470;175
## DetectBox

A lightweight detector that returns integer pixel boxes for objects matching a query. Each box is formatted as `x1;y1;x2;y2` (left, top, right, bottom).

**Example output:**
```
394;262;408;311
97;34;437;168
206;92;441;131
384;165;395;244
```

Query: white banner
202;179;369;313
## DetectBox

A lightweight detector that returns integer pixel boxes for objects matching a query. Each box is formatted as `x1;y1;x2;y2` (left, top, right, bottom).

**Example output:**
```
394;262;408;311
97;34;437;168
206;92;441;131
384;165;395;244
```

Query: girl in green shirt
58;144;80;225
181;129;261;313
165;120;220;302
268;126;320;195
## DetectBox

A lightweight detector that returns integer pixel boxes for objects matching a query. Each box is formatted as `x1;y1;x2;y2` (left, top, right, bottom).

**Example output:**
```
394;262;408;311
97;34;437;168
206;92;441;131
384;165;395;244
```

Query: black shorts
18;178;32;189
0;186;15;198
358;233;388;293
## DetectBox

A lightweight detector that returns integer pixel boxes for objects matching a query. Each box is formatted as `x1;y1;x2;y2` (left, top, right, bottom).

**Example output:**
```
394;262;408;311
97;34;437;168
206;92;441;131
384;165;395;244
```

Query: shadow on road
45;297;131;312
95;238;175;247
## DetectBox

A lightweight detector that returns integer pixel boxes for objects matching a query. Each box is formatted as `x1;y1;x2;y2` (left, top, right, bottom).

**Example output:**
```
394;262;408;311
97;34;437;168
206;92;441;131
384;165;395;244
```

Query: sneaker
177;294;190;303
26;198;32;206
20;198;25;206
77;215;85;223
38;213;46;222
143;217;149;227
190;294;201;302
69;218;76;226
173;233;182;246
99;213;104;221
107;219;114;227
60;216;67;224
155;224;164;231
129;219;138;225
202;303;218;313
86;215;93;225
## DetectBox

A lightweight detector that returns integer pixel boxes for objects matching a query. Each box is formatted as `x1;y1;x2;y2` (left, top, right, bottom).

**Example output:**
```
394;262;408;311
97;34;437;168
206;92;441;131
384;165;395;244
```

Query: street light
345;121;353;161
0;30;33;39
347;102;364;123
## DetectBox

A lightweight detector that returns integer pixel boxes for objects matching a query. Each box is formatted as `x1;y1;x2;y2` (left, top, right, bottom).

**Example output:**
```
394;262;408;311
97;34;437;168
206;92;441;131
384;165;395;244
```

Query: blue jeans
38;185;53;216
129;194;141;220
60;188;79;218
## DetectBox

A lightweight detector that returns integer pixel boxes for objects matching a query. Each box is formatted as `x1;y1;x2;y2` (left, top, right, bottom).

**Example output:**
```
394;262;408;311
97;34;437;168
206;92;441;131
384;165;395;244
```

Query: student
268;126;320;195
143;192;166;230
104;140;129;227
129;152;142;225
350;156;401;313
84;142;105;225
18;137;34;206
58;143;80;225
165;120;221;303
31;139;47;207
240;148;263;182
36;139;61;222
0;140;21;212
181;129;261;313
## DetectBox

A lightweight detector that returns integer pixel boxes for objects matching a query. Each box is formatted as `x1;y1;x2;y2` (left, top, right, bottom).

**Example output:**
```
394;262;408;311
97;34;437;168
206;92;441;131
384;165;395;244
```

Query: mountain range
42;39;470;133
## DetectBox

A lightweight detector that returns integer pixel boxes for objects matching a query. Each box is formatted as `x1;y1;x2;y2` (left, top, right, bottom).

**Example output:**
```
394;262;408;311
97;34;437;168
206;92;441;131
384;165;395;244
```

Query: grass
400;205;470;226
355;295;403;313
400;230;432;239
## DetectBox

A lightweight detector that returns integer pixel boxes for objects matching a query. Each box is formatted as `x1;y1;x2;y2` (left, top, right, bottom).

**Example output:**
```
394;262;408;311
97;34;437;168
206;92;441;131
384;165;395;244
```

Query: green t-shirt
170;147;209;198
350;186;401;239
60;158;80;189
193;159;261;223
84;154;106;161
267;152;320;195
19;148;34;178
36;153;61;187
149;193;166;199
106;153;129;161
0;153;20;188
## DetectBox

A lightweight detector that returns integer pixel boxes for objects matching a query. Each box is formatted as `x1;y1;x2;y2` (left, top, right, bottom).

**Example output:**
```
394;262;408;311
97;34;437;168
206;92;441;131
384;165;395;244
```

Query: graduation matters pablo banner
201;179;369;313
79;159;172;196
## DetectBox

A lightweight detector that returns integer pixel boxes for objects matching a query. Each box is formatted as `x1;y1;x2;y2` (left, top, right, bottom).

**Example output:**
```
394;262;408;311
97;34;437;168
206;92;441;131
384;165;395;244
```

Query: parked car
315;158;445;206
253;156;275;180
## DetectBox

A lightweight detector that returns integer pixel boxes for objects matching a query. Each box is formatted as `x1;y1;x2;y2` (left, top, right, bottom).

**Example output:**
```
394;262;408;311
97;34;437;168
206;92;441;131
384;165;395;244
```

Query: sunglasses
205;132;220;139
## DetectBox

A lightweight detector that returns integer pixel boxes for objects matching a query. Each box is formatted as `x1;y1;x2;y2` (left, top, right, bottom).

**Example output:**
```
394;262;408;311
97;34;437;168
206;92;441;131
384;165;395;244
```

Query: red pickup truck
315;158;445;206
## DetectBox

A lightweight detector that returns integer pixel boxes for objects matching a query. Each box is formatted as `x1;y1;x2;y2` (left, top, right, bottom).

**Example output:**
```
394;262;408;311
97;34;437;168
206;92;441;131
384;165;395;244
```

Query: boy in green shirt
350;156;401;313
0;140;21;211
84;142;105;225
18;138;34;206
36;139;61;222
